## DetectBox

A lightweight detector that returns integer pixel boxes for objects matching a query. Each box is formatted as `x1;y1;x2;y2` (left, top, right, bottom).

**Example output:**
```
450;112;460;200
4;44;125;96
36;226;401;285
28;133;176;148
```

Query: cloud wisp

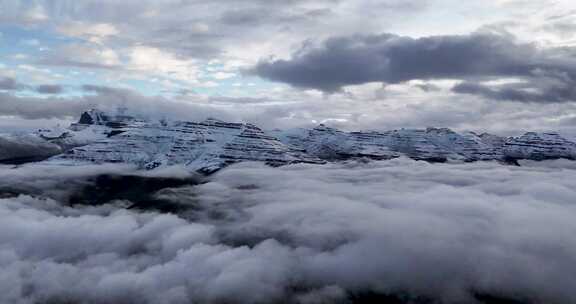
2;159;576;303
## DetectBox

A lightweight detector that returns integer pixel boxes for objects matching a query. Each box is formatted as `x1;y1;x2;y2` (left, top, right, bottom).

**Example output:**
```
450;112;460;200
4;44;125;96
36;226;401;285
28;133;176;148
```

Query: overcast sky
1;0;576;134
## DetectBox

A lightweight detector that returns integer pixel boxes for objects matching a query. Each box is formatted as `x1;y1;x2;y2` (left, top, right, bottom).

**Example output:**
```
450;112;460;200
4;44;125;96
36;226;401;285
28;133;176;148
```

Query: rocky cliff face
271;125;400;161
4;109;576;171
272;126;504;162
49;111;323;173
503;132;576;161
423;128;503;161
273;126;576;164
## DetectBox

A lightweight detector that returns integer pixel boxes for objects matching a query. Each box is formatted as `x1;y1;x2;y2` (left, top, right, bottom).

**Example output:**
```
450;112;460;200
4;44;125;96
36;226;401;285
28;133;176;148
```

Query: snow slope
3;109;576;171
49;111;323;173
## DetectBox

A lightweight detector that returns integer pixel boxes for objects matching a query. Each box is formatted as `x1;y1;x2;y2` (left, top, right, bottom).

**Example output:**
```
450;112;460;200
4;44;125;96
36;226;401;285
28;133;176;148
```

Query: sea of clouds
1;158;576;303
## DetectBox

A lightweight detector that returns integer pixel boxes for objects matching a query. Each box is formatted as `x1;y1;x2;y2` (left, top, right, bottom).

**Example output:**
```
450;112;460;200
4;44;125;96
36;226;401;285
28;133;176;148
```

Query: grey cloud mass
1;0;430;64
2;159;576;303
452;76;576;103
0;93;89;119
35;84;64;94
0;88;315;130
4;85;576;135
0;77;22;91
252;32;576;99
0;78;64;94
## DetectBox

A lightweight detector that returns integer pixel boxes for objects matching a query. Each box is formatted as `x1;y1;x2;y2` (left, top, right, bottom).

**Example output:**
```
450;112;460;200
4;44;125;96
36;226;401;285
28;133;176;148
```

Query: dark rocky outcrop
68;174;201;213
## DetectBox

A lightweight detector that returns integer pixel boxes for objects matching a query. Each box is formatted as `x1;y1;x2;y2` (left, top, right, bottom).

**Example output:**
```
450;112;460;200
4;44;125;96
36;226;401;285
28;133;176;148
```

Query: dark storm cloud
252;32;576;96
35;84;64;94
453;82;528;100
452;81;576;103
453;68;576;103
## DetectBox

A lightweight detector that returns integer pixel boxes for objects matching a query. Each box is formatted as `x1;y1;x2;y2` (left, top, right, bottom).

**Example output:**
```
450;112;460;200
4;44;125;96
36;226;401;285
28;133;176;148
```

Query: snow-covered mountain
272;126;504;162
46;109;324;173
2;109;576;172
503;132;576;161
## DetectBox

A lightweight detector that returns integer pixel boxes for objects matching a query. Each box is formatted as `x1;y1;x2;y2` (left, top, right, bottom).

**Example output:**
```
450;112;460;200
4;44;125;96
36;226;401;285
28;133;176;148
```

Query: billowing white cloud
125;46;201;84
2;159;576;303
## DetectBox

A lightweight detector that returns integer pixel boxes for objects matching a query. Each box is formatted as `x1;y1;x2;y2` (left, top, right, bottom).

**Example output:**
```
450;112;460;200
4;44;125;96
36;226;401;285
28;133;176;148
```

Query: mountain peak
4;110;576;172
78;109;108;125
77;108;140;127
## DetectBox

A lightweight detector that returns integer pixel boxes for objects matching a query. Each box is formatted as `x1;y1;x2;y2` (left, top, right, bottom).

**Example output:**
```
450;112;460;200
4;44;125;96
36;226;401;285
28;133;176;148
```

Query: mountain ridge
2;109;576;172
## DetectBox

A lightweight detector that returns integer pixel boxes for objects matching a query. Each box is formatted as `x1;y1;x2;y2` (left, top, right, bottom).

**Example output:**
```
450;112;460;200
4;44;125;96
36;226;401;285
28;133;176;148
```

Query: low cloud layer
4;83;576;136
253;32;576;101
2;159;576;303
0;77;64;95
0;89;238;122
